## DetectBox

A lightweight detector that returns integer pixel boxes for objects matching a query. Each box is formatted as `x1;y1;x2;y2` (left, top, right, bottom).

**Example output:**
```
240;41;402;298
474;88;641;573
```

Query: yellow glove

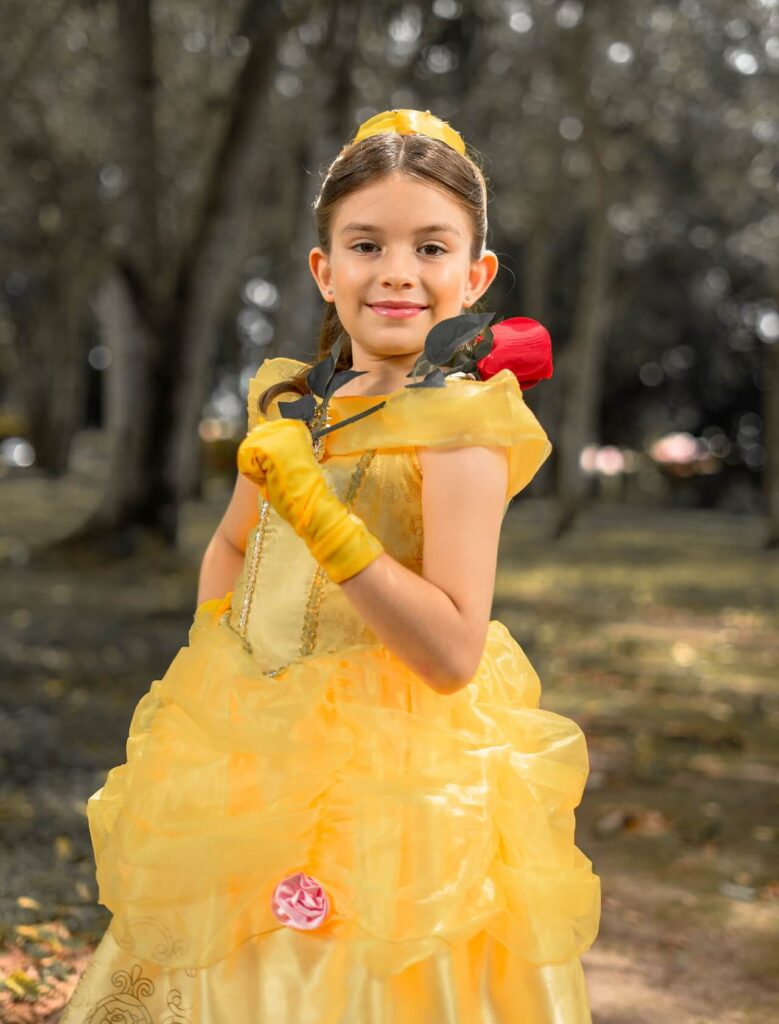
236;418;384;584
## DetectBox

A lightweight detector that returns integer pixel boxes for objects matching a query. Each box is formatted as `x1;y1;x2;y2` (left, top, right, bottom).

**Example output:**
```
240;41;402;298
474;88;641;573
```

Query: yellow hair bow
343;108;466;156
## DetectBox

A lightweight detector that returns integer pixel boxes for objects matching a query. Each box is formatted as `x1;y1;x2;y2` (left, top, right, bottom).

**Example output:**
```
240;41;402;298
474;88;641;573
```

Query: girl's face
309;173;498;372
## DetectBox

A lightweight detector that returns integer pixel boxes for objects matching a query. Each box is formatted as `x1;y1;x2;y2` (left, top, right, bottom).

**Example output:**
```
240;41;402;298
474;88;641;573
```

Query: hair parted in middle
257;127;491;416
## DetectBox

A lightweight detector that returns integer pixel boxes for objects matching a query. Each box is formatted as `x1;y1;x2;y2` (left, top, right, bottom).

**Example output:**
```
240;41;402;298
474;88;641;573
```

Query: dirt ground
1;469;777;1022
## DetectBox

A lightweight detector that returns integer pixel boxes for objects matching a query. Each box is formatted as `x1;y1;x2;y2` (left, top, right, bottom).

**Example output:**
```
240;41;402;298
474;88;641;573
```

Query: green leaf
473;337;492;360
448;357;477;374
451;349;473;368
405;367;446;389
407;356;434;379
406;353;429;376
278;393;316;420
423;312;495;365
325;369;367;397
306;333;355;397
306;356;334;398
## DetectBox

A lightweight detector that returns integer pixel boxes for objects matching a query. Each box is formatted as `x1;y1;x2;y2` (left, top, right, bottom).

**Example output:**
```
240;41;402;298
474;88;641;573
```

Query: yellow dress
61;358;600;1023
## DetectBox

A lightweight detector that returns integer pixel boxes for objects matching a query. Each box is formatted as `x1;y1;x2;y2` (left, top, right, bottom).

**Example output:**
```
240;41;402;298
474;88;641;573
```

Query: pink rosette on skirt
271;871;331;930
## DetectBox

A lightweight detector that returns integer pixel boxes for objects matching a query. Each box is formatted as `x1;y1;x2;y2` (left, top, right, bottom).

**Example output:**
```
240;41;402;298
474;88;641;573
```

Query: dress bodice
225;357;552;674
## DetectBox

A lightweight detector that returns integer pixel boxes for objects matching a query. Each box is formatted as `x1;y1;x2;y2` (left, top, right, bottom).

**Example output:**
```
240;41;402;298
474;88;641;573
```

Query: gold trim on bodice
223;394;377;676
298;448;376;659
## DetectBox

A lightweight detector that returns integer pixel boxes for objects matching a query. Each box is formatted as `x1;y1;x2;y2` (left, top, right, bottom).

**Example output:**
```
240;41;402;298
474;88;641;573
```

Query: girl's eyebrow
340;222;461;237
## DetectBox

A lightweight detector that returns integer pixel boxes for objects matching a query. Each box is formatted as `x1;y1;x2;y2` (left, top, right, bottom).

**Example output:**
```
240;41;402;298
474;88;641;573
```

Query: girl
61;108;600;1023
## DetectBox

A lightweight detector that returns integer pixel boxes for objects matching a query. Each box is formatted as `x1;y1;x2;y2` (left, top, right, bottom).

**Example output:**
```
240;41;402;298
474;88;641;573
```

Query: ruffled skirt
61;607;600;1023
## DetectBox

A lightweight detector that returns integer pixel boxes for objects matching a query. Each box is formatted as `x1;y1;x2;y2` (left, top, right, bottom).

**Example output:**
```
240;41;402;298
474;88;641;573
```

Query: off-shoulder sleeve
246;357;309;430
327;368;552;502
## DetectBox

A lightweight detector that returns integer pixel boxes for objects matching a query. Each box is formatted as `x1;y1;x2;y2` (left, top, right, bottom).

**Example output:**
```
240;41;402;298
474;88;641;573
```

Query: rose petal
476;316;553;389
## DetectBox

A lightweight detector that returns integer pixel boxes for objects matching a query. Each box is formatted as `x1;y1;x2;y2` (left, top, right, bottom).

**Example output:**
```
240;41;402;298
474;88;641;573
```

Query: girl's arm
197;472;258;604
340;445;508;695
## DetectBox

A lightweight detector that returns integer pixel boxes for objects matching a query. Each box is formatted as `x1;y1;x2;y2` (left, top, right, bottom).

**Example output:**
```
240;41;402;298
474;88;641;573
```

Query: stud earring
327;289;333;295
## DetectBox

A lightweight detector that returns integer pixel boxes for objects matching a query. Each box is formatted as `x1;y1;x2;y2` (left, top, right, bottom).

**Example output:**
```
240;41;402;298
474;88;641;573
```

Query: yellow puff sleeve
326;368;553;503
246;357;310;431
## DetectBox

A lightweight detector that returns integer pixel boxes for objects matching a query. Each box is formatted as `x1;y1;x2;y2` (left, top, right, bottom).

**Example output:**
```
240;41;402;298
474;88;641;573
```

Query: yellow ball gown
61;358;600;1023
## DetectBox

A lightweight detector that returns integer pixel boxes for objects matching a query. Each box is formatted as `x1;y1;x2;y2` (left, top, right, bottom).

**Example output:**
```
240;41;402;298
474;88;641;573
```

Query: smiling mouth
368;304;427;319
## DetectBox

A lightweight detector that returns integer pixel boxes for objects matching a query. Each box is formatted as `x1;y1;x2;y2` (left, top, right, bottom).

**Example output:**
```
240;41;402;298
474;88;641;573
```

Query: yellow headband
342;108;466;157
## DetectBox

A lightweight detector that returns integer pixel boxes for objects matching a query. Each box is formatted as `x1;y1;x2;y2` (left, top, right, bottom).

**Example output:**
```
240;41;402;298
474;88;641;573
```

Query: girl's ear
466;249;499;306
309;247;334;302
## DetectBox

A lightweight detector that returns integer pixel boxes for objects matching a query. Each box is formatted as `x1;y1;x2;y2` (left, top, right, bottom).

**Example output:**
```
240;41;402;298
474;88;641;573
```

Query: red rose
475;316;553;391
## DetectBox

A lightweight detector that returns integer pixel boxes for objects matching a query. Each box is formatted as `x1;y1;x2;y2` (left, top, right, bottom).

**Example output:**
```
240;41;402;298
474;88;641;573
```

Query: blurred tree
0;0;775;550
272;0;365;362
85;0;318;546
551;11;614;537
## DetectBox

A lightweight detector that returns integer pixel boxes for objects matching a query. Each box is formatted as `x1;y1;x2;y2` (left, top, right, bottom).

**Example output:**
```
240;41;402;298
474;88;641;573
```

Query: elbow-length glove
236;418;384;584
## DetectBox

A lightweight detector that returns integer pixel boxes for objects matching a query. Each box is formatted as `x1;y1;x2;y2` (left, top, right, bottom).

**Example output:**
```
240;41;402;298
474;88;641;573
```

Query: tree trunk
552;15;613;538
553;189;612;537
167;1;310;508
52;0;309;552
15;245;94;476
274;0;363;362
43;266;92;474
91;271;157;527
48;0;173;551
522;143;563;500
273;123;324;361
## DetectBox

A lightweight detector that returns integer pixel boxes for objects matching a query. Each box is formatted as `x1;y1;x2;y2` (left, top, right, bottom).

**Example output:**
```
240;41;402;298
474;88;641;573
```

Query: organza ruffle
87;606;600;979
247;357;552;502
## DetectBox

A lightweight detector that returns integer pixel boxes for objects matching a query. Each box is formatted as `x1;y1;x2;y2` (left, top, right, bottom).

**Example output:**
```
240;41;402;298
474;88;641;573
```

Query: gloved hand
236;418;384;584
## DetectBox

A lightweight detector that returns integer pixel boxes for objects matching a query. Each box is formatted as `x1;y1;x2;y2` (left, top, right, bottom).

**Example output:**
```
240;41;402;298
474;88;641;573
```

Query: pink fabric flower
271;871;330;930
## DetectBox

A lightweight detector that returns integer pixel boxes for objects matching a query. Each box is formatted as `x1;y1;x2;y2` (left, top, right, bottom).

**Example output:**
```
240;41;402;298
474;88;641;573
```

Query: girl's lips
369;304;427;319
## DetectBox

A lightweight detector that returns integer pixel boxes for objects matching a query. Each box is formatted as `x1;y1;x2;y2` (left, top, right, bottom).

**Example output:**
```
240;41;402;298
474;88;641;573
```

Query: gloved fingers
236;417;315;487
246;417;313;452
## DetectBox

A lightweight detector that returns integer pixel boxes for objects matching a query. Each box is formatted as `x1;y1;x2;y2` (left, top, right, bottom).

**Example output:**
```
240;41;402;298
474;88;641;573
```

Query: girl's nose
379;255;417;290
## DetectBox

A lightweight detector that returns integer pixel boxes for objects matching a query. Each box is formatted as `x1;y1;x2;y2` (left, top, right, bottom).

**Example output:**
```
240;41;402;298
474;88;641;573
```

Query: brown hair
258;130;491;415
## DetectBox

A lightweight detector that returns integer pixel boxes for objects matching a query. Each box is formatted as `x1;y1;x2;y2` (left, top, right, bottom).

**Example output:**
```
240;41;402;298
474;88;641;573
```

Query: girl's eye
352;242;447;256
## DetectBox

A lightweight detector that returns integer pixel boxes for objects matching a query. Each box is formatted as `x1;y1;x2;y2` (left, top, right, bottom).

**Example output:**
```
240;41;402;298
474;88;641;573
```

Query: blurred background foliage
0;0;776;551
